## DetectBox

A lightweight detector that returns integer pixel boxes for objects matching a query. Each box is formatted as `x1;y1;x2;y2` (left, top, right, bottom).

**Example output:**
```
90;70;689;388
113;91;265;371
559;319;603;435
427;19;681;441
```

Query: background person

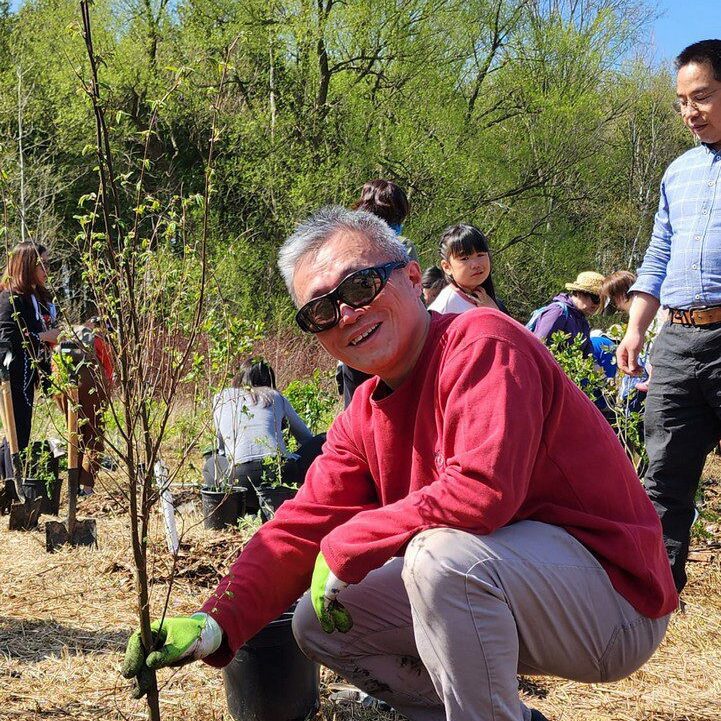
0;242;60;499
617;39;721;593
527;271;604;356
205;358;317;513
602;270;637;314
428;223;505;314
124;207;676;721
420;265;447;306
352;178;418;261
53;320;114;496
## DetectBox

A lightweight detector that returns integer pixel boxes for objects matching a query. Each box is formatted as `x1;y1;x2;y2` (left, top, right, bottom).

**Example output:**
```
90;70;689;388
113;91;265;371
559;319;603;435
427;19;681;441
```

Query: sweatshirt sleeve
200;411;379;667
321;334;545;584
531;303;565;342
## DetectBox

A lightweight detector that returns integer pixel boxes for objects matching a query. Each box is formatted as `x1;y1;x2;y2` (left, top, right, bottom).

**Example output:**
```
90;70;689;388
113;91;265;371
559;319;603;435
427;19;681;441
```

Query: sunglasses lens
337;268;383;307
297;297;338;332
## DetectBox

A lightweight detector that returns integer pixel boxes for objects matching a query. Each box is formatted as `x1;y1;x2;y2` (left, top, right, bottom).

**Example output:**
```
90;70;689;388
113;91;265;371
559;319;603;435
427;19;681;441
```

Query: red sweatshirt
202;310;677;666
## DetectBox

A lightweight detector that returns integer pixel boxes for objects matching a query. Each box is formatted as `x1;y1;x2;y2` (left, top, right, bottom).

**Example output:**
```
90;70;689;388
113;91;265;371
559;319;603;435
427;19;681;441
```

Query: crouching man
123;207;677;721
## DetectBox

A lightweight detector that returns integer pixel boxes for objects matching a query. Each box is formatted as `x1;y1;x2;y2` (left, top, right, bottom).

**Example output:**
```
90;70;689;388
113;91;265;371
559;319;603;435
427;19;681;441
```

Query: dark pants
644;321;721;592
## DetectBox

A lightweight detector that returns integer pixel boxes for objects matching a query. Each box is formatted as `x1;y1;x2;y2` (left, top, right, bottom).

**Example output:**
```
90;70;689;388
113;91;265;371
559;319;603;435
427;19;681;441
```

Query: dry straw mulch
1;462;720;721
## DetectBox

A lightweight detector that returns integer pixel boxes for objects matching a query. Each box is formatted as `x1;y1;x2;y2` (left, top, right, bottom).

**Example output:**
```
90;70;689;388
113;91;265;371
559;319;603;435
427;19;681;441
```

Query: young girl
428;224;503;314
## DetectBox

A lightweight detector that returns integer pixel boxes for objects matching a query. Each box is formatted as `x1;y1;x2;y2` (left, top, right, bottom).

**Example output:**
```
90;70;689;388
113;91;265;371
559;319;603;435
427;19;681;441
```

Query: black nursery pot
223;608;320;721
23;440;61;515
256;485;297;522
22;477;63;516
200;487;247;530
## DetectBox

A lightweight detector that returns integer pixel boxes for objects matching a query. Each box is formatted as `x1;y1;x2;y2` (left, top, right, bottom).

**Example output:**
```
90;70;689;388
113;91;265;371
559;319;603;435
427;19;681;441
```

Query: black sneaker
530;711;550;721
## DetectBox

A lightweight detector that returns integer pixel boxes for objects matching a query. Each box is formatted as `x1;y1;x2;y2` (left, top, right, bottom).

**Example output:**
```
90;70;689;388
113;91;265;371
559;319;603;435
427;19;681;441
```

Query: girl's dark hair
438;224;496;301
352;179;409;227
232;358;276;406
1;242;48;296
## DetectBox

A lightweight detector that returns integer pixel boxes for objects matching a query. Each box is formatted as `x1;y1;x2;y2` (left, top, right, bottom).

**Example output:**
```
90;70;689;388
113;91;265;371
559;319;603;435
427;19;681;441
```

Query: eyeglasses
673;87;720;114
295;260;407;334
588;293;601;305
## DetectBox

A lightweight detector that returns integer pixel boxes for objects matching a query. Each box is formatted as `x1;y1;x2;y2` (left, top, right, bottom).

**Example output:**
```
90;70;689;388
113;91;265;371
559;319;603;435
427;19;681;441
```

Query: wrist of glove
311;552;353;634
122;613;223;698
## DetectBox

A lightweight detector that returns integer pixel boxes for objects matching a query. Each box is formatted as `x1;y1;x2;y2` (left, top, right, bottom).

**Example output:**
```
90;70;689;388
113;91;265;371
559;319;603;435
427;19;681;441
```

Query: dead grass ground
1;457;720;721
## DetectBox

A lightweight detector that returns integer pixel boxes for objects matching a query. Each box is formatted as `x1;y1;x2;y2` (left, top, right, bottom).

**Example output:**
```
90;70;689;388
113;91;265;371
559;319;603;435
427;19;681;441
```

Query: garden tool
2;340;43;531
45;343;98;551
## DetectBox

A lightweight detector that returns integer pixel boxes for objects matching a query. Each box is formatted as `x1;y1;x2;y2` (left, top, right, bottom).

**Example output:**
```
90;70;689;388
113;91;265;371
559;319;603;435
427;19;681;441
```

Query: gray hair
278;205;409;305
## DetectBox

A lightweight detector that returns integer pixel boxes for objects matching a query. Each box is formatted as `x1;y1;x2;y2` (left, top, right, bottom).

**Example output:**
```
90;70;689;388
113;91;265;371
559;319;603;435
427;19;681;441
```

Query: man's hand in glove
121;613;223;697
311;552;353;634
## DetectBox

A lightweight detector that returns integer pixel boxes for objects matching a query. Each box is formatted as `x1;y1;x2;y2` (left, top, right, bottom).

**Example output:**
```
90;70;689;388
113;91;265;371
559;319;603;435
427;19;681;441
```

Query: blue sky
643;1;720;67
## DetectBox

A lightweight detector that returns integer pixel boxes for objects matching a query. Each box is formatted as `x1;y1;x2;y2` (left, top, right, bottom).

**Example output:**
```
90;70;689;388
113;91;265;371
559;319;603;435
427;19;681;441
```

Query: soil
1;457;720;720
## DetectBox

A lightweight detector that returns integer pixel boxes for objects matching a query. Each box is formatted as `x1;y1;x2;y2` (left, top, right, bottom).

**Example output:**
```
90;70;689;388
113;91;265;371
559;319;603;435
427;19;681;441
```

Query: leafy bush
283;370;338;436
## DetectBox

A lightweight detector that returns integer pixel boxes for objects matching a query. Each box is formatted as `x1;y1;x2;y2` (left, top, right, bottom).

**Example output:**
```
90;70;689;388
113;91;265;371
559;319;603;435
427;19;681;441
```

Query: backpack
525;301;570;333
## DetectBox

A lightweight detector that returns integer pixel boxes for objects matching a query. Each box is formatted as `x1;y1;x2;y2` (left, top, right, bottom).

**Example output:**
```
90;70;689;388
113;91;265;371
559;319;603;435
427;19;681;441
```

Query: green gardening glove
311;552;353;634
121;613;223;698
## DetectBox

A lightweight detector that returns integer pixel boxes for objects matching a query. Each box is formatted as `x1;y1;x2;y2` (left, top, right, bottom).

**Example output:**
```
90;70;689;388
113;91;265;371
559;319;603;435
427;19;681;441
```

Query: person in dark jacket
0;242;60;497
529;271;604;357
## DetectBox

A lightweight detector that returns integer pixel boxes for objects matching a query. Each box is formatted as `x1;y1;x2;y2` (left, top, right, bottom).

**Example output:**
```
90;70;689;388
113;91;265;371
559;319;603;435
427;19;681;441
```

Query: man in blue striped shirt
617;39;721;594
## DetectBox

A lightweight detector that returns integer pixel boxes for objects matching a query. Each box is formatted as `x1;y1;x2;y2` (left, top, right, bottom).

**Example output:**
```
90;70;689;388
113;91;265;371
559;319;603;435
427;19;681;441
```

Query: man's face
293;231;427;388
676;61;721;150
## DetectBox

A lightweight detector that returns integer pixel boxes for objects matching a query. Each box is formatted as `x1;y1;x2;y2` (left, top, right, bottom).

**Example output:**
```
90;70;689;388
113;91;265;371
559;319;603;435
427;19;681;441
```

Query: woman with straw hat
526;271;604;357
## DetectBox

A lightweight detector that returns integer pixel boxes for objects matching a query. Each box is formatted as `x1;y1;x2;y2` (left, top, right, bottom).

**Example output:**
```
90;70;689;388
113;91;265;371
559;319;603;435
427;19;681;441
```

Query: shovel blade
45;518;98;552
8;497;42;531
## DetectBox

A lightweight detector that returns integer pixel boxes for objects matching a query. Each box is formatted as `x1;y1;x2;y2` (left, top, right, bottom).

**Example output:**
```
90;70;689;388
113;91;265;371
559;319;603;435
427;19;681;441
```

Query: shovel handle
1;380;19;455
66;385;80;533
67;385;79;471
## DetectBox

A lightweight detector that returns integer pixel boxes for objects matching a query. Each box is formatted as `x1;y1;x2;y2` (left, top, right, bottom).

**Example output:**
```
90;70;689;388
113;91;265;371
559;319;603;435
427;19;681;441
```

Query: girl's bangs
446;231;489;257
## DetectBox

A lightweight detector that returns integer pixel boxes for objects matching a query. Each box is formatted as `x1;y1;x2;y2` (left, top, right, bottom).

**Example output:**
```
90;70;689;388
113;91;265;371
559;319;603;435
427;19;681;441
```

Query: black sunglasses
588;293;601;305
295;260;408;334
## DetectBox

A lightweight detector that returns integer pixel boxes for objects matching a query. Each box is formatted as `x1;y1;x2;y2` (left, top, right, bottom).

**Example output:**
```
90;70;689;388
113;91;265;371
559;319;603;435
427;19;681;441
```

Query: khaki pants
293;521;670;721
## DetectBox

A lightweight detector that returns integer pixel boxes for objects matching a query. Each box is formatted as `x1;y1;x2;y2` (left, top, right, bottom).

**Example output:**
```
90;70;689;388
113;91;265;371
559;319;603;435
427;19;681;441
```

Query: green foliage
22;442;57;494
283;369;337;435
0;0;691;326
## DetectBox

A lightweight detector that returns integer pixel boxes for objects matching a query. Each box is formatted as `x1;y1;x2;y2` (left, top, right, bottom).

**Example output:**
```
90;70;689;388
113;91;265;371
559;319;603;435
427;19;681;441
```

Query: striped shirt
632;144;721;309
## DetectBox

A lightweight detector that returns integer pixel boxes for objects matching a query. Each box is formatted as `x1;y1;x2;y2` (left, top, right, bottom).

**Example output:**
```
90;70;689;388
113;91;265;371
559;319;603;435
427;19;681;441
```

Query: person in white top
204;359;318;512
427;224;504;315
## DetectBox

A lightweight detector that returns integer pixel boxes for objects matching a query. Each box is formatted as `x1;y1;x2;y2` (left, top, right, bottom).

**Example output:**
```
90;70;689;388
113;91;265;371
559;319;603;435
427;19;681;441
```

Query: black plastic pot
223;609;319;721
21;477;63;516
256;484;297;522
23;441;62;515
201;487;247;530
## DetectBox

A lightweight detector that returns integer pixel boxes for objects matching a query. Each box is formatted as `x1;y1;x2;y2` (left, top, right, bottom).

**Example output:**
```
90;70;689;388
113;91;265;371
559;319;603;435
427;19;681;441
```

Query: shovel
45;345;98;551
1;342;43;531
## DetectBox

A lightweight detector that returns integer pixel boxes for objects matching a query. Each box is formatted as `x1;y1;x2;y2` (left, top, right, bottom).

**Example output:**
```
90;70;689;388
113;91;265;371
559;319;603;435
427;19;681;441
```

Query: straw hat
565;271;604;295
